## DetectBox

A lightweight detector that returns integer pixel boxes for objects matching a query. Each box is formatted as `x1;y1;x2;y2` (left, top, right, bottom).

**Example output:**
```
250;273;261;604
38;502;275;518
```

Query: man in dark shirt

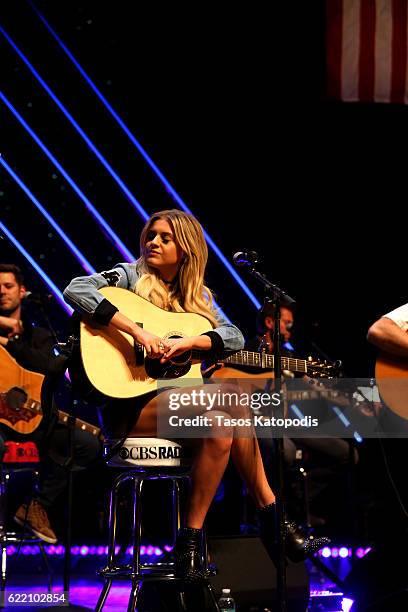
0;264;101;543
246;301;356;528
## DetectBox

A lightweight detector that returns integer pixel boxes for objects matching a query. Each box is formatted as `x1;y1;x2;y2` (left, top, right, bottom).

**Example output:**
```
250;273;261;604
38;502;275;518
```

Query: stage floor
1;570;352;611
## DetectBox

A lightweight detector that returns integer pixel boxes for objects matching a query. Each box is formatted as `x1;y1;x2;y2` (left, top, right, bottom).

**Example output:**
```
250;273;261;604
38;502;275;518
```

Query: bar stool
95;437;219;612
0;441;52;592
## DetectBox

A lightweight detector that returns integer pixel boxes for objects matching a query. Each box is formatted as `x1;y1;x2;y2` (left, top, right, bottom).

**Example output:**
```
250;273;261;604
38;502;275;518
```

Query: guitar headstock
306;356;342;379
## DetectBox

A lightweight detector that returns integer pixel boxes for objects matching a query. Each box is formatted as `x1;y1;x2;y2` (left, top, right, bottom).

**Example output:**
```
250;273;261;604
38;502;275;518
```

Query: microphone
23;291;53;305
232;250;259;267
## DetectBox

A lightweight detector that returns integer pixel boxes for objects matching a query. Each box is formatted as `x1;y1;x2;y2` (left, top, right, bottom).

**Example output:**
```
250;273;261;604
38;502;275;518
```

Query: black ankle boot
258;503;330;564
174;527;206;582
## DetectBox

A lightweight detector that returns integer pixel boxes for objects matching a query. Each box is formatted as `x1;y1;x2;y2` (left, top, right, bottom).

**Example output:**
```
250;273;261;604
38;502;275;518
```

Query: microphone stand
237;261;295;612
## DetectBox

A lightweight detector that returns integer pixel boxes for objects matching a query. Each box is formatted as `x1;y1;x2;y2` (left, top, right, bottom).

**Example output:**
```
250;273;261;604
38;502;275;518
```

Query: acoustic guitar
79;287;337;399
0;346;102;438
375;352;408;419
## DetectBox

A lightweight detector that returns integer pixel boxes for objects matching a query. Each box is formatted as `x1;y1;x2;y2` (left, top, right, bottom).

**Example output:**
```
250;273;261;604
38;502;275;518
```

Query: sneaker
14;500;57;544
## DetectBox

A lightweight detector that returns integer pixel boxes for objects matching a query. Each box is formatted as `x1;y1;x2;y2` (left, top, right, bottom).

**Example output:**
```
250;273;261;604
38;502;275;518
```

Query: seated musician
365;305;408;549
0;263;101;543
246;300;358;529
63;208;329;580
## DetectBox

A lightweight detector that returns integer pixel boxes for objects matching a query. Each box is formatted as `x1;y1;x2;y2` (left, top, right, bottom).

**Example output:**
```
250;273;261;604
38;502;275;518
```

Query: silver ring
159;342;165;350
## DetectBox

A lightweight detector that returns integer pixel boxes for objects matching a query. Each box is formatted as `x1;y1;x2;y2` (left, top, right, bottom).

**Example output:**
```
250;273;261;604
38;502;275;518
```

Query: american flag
327;0;408;103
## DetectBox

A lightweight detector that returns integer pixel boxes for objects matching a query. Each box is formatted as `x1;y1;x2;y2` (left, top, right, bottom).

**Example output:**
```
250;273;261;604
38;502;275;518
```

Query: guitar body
80;287;212;399
375;353;408;419
0;346;43;434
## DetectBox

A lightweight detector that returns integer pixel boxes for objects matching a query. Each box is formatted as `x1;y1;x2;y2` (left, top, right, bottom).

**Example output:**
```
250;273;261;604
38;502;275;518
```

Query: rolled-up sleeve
63;263;138;324
211;308;245;352
383;303;408;332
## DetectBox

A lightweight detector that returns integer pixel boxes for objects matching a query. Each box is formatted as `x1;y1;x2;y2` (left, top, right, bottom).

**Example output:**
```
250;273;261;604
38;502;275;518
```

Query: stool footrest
97;564;217;579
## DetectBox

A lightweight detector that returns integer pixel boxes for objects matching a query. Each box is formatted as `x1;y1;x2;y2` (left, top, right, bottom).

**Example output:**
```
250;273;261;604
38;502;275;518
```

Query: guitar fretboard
3;395;101;438
22;398;42;414
58;411;101;438
222;350;308;374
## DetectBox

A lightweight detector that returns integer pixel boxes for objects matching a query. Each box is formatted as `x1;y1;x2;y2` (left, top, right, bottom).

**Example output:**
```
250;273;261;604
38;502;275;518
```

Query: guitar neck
221;350;308;374
57;410;102;439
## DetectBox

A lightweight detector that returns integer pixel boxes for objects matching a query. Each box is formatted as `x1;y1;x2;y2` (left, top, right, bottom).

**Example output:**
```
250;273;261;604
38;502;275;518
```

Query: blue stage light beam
331;406;363;442
0;26;149;223
0;91;135;262
0;155;95;275
6;14;261;310
0;221;72;314
290;404;305;420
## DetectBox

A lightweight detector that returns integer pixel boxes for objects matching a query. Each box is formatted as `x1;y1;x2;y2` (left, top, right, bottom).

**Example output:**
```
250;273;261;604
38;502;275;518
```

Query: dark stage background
1;1;406;545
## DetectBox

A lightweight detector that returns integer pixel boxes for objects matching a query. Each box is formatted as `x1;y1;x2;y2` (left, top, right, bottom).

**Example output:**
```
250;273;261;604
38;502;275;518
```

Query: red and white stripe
326;0;408;103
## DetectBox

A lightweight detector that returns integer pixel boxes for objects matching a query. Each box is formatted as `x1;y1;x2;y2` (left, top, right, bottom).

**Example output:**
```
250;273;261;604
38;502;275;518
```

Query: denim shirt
63;263;244;352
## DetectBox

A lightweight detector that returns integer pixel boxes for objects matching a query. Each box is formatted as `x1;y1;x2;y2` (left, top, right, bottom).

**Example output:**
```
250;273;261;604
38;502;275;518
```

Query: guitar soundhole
5;387;28;412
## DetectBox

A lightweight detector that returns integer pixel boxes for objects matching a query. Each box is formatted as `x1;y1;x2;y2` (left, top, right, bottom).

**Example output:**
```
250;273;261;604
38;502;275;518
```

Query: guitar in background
375;353;408;420
0;346;102;440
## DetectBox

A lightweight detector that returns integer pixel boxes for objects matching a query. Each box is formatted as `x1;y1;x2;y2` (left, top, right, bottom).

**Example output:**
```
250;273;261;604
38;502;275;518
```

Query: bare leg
184;417;233;529
129;385;275;527
230;436;276;508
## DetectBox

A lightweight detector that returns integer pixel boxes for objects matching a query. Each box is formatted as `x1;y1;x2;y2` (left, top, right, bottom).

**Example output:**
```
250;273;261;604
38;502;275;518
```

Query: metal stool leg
95;578;113;612
177;589;188;611
127;578;141;612
131;478;143;577
38;541;53;592
205;582;221;611
106;475;123;568
173;479;182;542
96;474;128;610
125;476;143;612
0;541;6;592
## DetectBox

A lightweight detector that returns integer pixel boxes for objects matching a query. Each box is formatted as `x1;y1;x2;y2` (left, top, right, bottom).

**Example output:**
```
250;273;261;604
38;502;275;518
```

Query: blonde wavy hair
134;210;218;327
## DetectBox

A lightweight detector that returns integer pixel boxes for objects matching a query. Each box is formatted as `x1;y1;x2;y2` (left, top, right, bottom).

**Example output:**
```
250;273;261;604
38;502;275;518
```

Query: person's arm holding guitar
368;304;408;357
368;303;408;420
